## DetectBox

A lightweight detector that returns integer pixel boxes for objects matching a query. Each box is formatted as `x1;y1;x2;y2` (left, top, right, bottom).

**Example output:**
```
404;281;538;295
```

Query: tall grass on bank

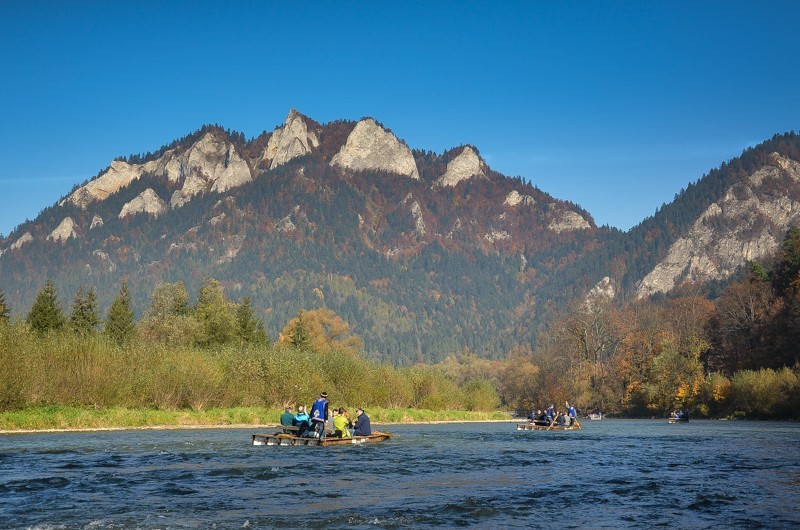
0;322;500;416
0;406;511;432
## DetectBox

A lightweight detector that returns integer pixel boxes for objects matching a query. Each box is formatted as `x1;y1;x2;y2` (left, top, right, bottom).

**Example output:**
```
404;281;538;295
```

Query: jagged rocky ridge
1;110;799;363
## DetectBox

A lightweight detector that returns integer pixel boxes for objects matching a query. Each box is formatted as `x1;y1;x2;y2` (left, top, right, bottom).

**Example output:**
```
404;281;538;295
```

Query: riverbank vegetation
2;231;800;429
0;405;509;432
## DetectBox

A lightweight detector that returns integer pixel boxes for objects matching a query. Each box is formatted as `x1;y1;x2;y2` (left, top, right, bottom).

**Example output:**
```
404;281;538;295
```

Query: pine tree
26;280;65;333
105;281;136;345
69;286;101;336
236;297;270;344
283;310;311;349
0;287;9;321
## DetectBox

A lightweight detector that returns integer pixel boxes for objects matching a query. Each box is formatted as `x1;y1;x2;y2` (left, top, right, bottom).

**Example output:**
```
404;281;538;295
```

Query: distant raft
516;421;581;431
252;431;392;447
668;417;689;424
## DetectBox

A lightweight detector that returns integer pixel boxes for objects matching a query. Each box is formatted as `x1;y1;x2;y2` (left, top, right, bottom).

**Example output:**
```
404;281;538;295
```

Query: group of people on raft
279;392;372;440
527;401;578;427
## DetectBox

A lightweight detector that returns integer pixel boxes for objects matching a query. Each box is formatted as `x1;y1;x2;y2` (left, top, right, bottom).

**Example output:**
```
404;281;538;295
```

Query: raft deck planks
252;431;392;447
516;422;581;431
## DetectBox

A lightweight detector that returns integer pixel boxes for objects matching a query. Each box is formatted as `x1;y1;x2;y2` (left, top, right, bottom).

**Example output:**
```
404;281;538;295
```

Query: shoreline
0;418;518;435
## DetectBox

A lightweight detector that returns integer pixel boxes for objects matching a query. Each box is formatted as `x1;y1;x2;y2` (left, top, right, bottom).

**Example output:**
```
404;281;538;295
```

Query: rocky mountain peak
434;146;486;187
264;108;320;170
330;118;419;179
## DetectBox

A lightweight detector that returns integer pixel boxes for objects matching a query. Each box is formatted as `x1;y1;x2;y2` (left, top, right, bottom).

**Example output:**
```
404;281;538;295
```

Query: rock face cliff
119;189;168;219
264;108;320;170
434;146;486;187
330;118;419;179
637;153;800;297
48;217;78;242
65;130;252;211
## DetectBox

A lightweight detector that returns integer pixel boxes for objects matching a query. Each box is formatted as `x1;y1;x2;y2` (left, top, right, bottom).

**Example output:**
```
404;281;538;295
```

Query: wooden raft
252;431;392;447
516;422;581;431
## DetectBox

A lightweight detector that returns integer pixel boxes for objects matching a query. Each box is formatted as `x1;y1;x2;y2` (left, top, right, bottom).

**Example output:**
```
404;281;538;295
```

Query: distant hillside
0;110;602;363
2;110;798;363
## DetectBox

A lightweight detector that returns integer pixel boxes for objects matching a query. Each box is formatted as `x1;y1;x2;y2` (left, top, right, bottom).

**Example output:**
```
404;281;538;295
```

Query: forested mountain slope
0;110;602;363
2;109;798;363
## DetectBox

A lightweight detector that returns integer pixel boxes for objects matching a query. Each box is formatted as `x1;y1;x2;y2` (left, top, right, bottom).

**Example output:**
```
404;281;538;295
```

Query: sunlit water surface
1;420;798;529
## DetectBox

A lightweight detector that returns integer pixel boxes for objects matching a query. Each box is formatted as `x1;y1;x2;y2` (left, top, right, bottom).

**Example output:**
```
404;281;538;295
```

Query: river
1;419;798;529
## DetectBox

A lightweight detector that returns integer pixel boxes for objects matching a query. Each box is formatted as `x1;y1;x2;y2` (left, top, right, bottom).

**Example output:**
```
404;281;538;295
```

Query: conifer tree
105;281;136;345
235;297;269;344
282;310;311;349
26;280;65;333
0;287;9;321
69;285;101;335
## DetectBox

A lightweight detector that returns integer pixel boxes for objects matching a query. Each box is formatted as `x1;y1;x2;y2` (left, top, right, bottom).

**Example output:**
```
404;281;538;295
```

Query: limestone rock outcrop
65;131;252;210
505;190;535;207
330;118;419;179
119;189;167;219
264;109;320;170
638;153;800;297
47;217;78;242
434;147;486;187
167;133;251;205
65;159;153;209
171;173;208;209
11;231;34;250
548;211;591;232
90;215;104;229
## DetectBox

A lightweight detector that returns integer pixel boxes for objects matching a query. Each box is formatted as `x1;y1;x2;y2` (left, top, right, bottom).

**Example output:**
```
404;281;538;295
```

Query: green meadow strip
0;406;512;432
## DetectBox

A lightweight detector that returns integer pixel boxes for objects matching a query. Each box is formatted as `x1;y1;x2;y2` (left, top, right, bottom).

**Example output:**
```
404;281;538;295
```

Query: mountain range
2;109;799;363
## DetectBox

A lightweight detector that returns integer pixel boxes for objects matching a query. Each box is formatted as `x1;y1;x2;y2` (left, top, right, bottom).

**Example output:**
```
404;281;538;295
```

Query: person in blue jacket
566;401;577;420
310;392;329;439
293;405;311;437
353;408;372;436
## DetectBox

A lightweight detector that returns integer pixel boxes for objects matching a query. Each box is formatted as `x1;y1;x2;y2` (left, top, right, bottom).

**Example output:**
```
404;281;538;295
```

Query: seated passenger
279;406;295;434
333;407;352;438
293;405;311;437
353;408;372;436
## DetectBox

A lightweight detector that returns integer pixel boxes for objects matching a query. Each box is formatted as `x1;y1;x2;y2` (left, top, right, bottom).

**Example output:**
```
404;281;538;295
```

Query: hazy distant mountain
1;109;798;362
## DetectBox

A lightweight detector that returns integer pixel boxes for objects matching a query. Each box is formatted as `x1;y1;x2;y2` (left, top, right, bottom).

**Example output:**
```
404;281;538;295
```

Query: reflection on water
1;420;799;528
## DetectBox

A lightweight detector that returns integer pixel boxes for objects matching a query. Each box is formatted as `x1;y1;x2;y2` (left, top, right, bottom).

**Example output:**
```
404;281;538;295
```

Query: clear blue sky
2;1;799;237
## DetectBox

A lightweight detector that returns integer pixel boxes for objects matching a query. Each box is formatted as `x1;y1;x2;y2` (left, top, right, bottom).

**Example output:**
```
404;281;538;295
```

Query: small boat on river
588;413;603;420
668;411;689;423
252;431;392;447
516;422;581;431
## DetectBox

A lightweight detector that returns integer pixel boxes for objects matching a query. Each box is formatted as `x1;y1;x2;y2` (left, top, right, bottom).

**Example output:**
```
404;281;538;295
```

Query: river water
1;420;798;529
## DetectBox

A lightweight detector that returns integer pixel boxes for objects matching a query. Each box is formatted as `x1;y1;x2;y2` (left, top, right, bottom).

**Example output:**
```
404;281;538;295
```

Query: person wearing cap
280;406;295;434
310;392;329;439
353;408;372;436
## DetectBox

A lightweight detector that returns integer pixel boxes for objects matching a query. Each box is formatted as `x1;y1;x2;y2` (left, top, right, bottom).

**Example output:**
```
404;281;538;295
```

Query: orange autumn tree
280;308;363;356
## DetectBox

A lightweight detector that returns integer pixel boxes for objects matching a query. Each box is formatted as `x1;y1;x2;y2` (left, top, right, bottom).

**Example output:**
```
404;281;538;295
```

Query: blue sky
1;1;799;237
